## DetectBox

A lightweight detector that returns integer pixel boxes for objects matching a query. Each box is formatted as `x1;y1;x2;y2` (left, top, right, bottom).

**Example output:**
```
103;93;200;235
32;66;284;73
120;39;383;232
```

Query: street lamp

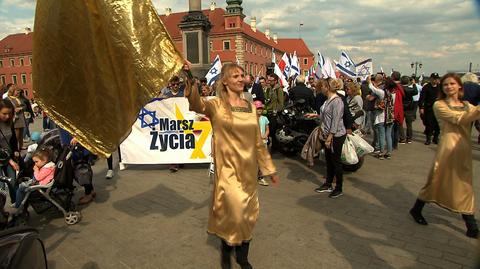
411;61;423;77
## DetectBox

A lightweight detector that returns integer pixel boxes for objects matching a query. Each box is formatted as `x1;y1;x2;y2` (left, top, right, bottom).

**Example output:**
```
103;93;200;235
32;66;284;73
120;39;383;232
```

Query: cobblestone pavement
25;120;480;269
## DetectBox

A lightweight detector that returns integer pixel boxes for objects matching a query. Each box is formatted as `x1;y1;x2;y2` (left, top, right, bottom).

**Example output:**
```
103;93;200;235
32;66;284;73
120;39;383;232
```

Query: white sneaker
119;162;126;171
105;169;114;179
258;178;269;186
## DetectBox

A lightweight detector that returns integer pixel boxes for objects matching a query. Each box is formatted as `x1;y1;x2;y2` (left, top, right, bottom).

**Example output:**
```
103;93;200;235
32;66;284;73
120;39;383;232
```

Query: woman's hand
9;159;19;171
325;135;333;149
304;113;319;119
70;137;78;146
270;174;280;185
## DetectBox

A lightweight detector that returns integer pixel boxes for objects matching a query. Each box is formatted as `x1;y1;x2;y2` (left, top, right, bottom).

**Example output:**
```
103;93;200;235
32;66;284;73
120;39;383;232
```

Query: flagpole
298;22;304;38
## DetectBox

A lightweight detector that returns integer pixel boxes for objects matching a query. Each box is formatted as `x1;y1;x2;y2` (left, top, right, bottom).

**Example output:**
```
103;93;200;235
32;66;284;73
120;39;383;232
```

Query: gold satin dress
419;100;480;214
187;87;276;245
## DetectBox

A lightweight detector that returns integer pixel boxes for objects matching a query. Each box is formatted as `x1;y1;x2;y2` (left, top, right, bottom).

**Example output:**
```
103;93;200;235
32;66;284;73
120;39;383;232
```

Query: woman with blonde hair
346;82;364;129
410;73;480;238
185;63;279;269
308;78;346;198
5;84;26;150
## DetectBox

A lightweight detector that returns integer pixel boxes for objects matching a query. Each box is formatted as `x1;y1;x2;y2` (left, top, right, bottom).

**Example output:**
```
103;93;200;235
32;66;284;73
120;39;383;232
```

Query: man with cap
418;73;441;145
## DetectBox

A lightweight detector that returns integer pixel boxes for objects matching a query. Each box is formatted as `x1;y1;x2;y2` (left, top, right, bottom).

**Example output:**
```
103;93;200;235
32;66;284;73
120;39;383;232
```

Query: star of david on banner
138;108;160;129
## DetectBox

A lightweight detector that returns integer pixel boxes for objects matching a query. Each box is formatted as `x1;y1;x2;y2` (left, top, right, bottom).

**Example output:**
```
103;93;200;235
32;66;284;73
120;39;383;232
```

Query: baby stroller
2;130;81;226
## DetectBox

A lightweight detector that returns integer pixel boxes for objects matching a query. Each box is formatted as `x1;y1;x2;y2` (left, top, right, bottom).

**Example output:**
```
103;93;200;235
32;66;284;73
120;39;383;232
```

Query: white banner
120;98;213;164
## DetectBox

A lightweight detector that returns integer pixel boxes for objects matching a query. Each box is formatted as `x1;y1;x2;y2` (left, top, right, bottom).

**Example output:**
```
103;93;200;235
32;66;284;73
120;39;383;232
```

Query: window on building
304;70;308;76
245;43;248;52
12;74;17;84
223;40;230;51
20;58;24;66
29;57;32;65
21;73;27;84
209;41;213;51
9;58;15;67
303;58;308;65
0;75;5;85
229;23;236;28
0;60;3;68
250;45;253;53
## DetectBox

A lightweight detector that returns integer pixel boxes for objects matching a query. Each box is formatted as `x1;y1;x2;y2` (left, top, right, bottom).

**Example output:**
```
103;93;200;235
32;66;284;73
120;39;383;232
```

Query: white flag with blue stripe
355;58;373;81
315;51;326;80
290;51;301;79
206;55;222;86
336;51;356;78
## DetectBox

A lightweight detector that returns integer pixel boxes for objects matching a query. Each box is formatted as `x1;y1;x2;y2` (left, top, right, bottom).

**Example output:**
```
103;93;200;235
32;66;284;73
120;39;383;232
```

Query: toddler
15;148;55;208
254;101;270;186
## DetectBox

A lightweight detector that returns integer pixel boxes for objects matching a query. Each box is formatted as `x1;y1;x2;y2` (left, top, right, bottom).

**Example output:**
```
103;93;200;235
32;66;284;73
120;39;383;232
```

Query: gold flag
33;0;184;157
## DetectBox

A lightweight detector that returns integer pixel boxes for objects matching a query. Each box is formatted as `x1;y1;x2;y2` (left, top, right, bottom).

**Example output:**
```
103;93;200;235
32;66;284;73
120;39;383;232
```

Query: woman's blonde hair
461;72;479;84
346;82;361;96
214;63;245;127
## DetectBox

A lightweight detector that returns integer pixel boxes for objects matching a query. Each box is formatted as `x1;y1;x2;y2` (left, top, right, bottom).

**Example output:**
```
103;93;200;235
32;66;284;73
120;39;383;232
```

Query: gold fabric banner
33;0;183;157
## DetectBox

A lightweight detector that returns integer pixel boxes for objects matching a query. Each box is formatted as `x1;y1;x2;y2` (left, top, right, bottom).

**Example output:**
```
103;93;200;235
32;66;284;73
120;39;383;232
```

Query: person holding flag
184;62;279;269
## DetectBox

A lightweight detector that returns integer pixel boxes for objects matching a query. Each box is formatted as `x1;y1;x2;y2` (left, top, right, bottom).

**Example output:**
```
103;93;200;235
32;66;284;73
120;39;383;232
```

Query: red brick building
0;31;33;99
160;1;314;77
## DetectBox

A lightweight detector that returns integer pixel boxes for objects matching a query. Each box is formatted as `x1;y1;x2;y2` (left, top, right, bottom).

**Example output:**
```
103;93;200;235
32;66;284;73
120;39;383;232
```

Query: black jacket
0;123;19;160
419;83;440;110
244;83;265;104
289;83;315;109
402;85;418;111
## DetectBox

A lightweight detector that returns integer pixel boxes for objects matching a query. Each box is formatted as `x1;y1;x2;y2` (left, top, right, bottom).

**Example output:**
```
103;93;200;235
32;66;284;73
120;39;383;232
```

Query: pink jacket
34;162;56;185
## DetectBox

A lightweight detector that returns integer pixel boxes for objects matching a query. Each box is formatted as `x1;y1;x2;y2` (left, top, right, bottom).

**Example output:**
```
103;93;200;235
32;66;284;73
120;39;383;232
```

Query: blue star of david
138;108;160;129
209;67;218;75
358;65;370;76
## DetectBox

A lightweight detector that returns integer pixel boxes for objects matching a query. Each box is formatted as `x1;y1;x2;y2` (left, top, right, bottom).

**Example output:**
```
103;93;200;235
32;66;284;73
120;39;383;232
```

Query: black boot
410;199;428;225
424;136;431;145
235;242;253;269
432;136;439;144
221;240;233;269
462;214;479;239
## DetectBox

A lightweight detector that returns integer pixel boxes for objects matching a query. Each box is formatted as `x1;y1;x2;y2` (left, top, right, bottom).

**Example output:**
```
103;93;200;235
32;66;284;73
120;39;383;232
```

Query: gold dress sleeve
433;101;480;125
186;82;215;118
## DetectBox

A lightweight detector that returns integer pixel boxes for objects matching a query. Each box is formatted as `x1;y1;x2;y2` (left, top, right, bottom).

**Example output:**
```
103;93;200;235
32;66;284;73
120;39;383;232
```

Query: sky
1;0;479;76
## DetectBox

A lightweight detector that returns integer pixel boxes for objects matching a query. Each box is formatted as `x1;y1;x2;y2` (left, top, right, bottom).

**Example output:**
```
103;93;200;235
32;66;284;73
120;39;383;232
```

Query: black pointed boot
462;214;479;239
424;136;431;145
235;242;253;269
410;199;428;225
221;240;233;269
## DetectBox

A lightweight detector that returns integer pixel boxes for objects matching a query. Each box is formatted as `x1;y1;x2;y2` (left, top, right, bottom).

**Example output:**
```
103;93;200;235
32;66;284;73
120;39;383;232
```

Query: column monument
179;0;212;77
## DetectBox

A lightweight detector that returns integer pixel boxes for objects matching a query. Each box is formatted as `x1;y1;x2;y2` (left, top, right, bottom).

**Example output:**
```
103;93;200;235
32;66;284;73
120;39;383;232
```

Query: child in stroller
14;148;55;210
0;129;81;227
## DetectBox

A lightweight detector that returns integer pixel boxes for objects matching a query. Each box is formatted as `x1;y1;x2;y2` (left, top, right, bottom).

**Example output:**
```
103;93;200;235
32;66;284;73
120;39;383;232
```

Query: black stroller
1;129;81;227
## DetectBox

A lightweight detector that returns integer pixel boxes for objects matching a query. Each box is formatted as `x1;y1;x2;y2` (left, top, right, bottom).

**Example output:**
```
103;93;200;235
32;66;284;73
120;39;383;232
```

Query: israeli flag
290;51;301;79
336;51;356;78
323;57;337;79
315;51;326;80
279;53;292;79
355;58;373;80
206;55;222;86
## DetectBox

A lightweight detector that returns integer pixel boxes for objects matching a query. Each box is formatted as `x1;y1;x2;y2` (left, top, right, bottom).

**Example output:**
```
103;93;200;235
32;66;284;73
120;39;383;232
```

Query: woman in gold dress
410;73;480;238
185;63;279;269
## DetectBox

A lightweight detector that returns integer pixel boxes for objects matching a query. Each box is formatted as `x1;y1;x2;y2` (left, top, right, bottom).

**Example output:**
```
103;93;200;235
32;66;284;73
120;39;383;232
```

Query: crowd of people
0;66;479;268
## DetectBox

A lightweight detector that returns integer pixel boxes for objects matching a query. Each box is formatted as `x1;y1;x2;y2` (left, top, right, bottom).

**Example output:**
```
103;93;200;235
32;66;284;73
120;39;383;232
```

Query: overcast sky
1;0;479;76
